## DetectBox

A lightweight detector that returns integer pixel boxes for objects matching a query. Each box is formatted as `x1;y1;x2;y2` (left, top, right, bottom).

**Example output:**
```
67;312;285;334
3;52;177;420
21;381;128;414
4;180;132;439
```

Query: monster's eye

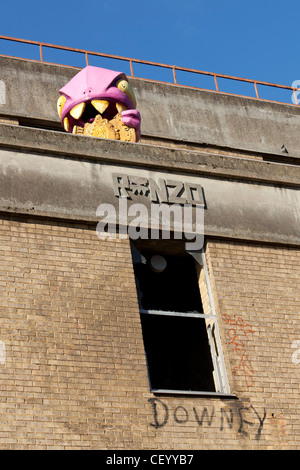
116;79;136;108
57;95;66;118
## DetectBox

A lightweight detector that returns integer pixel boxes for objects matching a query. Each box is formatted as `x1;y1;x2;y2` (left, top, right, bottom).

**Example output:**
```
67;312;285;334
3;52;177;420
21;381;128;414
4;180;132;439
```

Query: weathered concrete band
0;127;299;246
0;124;299;187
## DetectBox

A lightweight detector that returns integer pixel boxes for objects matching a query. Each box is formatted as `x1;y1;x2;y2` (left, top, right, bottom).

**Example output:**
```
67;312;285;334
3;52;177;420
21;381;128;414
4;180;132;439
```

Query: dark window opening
133;251;203;313
141;313;215;392
132;244;217;393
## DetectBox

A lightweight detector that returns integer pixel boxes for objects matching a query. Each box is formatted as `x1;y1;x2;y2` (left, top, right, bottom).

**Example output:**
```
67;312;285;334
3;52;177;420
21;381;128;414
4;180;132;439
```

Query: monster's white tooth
116;102;127;113
70;102;86;120
91;100;109;114
63;117;70;132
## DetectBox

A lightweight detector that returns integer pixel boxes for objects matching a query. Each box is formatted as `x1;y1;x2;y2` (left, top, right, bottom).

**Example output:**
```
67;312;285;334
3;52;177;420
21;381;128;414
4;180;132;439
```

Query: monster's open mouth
61;99;127;132
59;98;136;141
82;100;125;123
81;101;102;124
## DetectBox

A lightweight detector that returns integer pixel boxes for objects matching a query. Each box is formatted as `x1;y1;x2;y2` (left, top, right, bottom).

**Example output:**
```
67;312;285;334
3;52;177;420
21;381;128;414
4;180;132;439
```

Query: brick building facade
0;54;299;449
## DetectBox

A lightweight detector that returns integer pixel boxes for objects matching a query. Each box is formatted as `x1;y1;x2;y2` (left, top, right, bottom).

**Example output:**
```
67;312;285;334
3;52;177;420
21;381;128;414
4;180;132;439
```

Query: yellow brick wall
0;216;299;449
205;240;300;449
0;216;150;449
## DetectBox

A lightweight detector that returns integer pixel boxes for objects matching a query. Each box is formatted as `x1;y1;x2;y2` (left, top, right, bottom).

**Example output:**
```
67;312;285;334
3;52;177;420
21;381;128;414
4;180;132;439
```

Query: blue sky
0;1;299;103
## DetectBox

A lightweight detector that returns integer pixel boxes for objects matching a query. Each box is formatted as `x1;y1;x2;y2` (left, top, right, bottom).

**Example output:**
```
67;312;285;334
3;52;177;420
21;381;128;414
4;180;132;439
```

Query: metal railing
0;34;299;105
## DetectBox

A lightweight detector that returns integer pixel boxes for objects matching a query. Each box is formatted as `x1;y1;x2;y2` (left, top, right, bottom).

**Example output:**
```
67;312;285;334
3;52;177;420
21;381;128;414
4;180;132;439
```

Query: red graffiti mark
227;329;255;387
222;314;255;387
222;314;254;338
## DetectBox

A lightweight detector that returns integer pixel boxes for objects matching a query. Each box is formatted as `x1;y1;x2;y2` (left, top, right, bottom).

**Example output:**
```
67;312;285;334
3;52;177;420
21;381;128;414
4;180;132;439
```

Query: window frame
133;244;235;398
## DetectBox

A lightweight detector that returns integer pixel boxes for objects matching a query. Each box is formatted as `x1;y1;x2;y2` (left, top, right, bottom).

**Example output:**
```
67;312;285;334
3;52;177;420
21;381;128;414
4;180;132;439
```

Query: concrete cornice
0;124;300;188
0;124;299;247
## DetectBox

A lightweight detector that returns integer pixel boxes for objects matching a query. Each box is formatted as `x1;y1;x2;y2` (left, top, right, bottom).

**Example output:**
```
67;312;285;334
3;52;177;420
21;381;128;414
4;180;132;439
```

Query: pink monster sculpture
57;66;141;142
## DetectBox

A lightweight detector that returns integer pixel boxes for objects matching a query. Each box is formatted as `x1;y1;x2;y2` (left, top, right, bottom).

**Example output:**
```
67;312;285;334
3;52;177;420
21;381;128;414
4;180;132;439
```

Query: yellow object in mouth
72;113;136;143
